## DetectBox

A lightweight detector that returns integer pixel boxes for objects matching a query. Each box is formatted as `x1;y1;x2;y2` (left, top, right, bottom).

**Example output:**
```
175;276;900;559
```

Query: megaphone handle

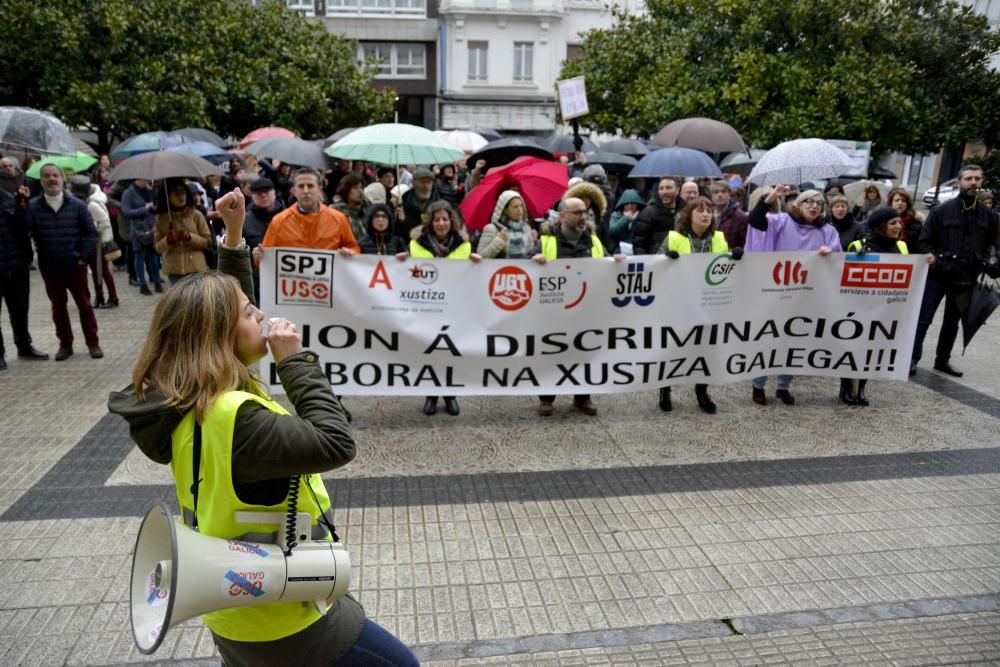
284;475;301;556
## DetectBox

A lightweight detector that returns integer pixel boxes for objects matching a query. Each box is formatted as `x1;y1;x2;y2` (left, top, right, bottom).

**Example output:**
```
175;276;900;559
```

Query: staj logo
489;266;533;311
772;260;808;286
612;262;655;307
841;262;913;289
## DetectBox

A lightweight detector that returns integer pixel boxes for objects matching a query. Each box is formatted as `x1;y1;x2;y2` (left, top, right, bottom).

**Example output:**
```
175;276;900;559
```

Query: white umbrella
842;179;891;206
0;106;77;156
440;129;488;153
747;138;855;186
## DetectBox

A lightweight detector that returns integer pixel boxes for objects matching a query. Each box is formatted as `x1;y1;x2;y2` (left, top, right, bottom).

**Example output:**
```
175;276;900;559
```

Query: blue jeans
133;242;161;288
752;375;793;391
335;619;419;666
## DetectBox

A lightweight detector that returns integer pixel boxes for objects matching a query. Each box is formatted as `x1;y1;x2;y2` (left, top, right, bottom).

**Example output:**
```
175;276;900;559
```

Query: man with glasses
532;197;610;417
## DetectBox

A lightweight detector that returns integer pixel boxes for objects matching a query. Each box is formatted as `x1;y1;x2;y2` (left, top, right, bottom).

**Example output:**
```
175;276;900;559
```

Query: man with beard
912;164;998;377
632;177;682;254
711;180;747;249
401;167;440;236
243;177;285;304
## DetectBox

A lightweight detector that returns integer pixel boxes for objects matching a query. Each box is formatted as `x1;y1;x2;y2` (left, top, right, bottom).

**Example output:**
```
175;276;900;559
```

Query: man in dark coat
632;177;682;254
243;177;285;304
711;180;748;249
0;184;49;369
912;164;998;377
27;164;101;361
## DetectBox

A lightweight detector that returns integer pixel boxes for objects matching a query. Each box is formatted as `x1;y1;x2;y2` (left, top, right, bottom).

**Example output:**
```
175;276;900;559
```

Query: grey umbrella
0;106;77;156
108;151;223;182
323;128;358;148
599;138;649;158
651;117;748;154
245;136;328;169
584;151;638;176
174;127;229;148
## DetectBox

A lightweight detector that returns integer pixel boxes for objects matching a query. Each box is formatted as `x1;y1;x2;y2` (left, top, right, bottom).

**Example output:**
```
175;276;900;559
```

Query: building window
468;41;488;82
513;42;533;82
565;44;583;61
358;43;426;79
327;0;425;15
284;0;314;15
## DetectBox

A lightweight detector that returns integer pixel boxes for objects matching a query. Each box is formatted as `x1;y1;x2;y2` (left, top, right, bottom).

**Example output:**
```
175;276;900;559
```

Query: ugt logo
612;262;655;307
773;260;808;286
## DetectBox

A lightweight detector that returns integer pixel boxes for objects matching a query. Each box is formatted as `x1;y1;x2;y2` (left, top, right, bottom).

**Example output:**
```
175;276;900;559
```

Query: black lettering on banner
556;364;581;386
425;326;461;356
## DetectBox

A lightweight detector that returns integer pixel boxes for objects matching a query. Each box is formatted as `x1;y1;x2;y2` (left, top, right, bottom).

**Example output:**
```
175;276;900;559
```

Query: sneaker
537;400;554;417
54;347;73;361
139;285;152;296
573;398;598;416
88;345;104;359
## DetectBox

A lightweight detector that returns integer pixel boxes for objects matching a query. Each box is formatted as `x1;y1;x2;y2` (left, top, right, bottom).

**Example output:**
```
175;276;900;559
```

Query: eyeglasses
801;199;824;207
566;208;588;216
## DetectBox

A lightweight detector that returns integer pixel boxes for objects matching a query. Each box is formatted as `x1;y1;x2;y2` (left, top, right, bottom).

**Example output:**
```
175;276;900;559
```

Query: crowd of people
2;147;997;416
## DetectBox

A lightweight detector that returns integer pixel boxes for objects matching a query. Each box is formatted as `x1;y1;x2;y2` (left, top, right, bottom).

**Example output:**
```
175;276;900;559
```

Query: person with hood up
70;176;119;309
153;179;213;285
827;194;864;251
746;186;841;406
843;207;915;406
657;196;737;414
409;201;475;417
108;190;419;667
358;204;407;256
474;190;539;259
632;177;682;254
607;188;645;254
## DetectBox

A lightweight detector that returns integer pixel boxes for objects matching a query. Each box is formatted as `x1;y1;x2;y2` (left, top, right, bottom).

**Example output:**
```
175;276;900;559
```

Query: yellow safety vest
409;238;472;259
540;233;605;259
664;230;729;255
847;238;909;254
170;391;335;642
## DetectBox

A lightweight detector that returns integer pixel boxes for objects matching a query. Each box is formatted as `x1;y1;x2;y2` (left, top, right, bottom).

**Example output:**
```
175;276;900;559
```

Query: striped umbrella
325;123;464;165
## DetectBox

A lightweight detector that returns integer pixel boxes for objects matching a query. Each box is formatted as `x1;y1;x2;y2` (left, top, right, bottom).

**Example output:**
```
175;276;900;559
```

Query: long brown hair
675;196;715;235
132;272;262;420
886;187;914;218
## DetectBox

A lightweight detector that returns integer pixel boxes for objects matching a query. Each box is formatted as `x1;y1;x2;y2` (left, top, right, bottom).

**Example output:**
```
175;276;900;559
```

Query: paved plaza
0;267;998;666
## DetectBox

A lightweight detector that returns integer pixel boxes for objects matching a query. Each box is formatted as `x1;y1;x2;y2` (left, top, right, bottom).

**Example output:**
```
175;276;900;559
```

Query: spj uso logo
489;266;532;311
276;250;335;307
612;261;654;307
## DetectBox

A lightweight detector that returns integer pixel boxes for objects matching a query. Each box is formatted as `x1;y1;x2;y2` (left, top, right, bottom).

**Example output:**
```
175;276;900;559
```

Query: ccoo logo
489;266;533;311
772;260;808;286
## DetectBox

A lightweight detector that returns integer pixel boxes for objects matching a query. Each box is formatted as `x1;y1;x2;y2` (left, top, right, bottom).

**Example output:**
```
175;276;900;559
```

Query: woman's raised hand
215;191;246;246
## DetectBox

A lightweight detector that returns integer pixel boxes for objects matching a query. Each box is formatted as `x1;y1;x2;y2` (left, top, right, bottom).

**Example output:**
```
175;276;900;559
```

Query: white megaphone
130;503;351;654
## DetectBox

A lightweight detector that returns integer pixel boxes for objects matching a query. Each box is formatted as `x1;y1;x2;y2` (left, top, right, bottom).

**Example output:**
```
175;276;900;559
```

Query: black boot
658;387;672;412
423;396;438;415
94;295;106;309
695;384;717;414
839;378;857;405
855;380;869;407
106;296;119;308
444;396;460;416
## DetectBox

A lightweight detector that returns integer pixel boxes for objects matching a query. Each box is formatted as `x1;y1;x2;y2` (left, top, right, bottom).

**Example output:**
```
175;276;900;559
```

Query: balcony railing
326;0;426;16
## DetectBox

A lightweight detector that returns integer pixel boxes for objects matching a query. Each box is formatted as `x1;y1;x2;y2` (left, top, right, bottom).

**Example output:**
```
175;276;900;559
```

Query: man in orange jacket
253;167;360;264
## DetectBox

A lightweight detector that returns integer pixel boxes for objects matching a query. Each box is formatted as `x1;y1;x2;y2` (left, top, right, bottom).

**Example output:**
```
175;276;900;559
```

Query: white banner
259;249;928;396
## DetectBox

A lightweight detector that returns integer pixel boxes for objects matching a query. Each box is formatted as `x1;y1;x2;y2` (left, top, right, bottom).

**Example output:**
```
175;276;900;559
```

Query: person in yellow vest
658;196;739;414
842;206;910;407
407;200;475;416
108;191;418;667
531;197;616;417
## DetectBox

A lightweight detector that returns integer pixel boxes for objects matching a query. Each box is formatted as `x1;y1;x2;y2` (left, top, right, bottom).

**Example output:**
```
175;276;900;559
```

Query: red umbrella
460;156;568;232
238;126;295;149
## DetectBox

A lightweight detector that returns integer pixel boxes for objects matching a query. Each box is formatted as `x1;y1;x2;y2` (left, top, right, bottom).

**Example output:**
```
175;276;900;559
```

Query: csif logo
841;262;912;289
705;254;737;286
612;262;655;307
489;266;533;311
772;260;808;286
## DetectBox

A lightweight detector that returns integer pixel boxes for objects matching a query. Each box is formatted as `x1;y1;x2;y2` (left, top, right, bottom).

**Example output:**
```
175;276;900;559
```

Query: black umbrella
868;163;897;180
463;127;503;142
108;151;223;181
174;127;228;148
466;138;554;171
584;151;638;176
599;138;649;158
959;277;1000;353
543;134;597;154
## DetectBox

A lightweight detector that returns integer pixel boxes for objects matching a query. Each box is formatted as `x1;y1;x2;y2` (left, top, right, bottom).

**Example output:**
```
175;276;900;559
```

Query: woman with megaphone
109;191;418;666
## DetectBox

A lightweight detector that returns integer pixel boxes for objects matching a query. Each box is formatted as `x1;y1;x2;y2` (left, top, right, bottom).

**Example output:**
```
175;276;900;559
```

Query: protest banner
259;250;927;396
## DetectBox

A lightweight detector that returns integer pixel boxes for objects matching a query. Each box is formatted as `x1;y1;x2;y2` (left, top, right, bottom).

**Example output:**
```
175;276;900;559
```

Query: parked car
922;178;959;206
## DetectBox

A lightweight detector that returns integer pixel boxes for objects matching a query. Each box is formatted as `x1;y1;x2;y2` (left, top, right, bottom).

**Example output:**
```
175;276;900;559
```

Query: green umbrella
325;123;464;165
27;151;98;178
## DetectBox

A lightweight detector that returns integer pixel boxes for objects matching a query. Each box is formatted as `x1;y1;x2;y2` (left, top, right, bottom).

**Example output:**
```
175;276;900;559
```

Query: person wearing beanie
474;190;538;259
583;164;607;184
912;164;998;377
745;185;841;406
826;194;864;250
364;181;387;207
840;207;910;406
71;176;119;309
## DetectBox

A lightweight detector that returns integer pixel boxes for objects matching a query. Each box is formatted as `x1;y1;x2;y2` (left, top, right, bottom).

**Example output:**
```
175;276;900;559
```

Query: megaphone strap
190;421;203;530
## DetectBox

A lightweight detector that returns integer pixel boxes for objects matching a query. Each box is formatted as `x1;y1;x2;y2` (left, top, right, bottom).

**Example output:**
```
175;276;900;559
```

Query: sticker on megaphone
144;568;168;607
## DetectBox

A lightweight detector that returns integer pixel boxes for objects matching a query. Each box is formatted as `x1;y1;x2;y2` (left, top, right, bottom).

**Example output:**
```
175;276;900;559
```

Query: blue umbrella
627;146;722;178
111;131;192;161
165;140;231;164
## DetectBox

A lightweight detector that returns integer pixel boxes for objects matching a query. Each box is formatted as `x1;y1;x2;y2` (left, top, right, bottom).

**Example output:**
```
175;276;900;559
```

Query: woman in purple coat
745;185;841;406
